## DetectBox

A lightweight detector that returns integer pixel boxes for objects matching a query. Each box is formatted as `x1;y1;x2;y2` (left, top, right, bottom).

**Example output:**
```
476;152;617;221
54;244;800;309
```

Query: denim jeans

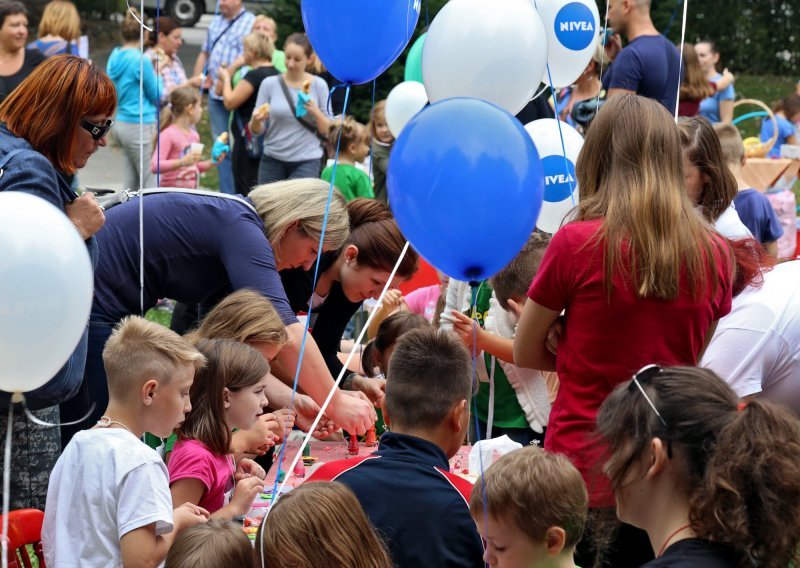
257;155;322;184
59;320;114;449
208;97;234;194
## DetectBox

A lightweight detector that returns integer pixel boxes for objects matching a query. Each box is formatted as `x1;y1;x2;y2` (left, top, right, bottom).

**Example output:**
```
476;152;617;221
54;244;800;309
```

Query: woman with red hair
0;53;116;510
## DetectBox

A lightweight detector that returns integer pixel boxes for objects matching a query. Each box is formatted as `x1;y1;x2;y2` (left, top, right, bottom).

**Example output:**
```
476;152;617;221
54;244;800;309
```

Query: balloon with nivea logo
524;118;584;233
535;0;600;89
388;98;544;281
301;0;420;85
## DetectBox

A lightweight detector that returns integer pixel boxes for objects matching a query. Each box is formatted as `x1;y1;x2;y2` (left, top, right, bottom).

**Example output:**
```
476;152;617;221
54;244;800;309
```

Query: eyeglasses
628;364;673;459
80;118;114;141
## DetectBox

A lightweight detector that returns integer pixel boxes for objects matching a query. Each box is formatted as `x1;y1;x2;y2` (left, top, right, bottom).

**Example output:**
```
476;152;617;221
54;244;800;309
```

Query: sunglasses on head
80;118;114;141
628;364;673;459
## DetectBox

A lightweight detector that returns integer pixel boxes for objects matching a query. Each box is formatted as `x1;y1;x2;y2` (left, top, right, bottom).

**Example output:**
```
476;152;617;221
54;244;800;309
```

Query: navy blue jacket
309;433;484;568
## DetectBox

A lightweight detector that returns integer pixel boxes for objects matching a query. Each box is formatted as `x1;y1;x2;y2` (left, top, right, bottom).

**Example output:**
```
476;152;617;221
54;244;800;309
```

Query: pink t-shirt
404;284;441;322
168;439;234;513
150;124;211;189
528;219;732;507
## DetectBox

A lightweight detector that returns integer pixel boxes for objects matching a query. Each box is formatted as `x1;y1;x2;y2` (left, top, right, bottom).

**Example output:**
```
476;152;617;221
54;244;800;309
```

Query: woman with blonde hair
514;94;734;567
258;481;392;568
29;0;82;57
63;179;377;449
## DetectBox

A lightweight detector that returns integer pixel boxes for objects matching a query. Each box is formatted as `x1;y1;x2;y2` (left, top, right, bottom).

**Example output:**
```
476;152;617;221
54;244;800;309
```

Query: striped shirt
203;8;255;100
145;49;187;105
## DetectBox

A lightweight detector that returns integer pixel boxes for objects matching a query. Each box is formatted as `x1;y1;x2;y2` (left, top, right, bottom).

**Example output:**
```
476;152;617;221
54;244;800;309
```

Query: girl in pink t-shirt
513;96;733;564
150;86;218;189
169;339;271;519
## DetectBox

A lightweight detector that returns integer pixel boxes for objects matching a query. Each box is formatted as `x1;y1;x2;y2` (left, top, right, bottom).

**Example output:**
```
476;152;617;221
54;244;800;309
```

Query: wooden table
741;158;799;192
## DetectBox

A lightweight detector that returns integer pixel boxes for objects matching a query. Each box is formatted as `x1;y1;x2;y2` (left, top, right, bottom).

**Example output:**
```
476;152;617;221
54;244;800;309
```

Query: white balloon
0;192;93;393
536;0;601;89
422;0;548;115
385;81;429;138
524;118;584;233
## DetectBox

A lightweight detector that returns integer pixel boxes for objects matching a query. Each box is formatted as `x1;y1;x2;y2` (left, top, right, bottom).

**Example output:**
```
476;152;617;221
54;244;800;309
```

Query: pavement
80;16;212;192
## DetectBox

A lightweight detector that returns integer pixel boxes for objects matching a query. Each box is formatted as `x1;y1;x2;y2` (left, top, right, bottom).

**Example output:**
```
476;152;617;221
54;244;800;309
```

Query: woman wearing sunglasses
513;95;734;567
0;53;115;510
597;365;800;568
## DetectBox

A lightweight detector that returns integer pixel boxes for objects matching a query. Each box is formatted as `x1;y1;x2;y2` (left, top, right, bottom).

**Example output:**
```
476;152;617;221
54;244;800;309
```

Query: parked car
142;0;271;27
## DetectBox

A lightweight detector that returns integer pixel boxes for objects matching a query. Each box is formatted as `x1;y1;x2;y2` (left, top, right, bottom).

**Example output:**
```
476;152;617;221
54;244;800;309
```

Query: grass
197;97;221;192
732;73;798;139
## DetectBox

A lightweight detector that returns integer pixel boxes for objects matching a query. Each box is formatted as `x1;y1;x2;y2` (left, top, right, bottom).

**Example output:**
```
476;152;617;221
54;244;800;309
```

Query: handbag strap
277;75;323;138
207;9;246;56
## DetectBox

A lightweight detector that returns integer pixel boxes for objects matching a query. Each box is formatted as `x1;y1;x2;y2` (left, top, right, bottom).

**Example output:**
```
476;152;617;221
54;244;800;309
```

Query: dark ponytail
597;366;800;568
345;199;419;279
362;312;429;377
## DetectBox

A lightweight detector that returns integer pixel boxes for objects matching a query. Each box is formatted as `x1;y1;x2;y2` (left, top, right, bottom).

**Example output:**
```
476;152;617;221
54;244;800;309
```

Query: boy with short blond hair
43;316;209;567
470;446;588;568
714;123;783;256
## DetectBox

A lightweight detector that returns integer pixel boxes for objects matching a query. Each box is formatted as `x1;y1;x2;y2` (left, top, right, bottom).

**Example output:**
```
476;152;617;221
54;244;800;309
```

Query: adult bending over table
0;54;114;508
60;179;376;448
280;199;418;404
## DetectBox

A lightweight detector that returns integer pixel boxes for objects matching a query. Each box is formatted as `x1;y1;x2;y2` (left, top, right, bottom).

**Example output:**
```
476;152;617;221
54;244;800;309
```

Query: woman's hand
66;192;105;239
350;376;386;407
328;390;377;435
270;408;297;441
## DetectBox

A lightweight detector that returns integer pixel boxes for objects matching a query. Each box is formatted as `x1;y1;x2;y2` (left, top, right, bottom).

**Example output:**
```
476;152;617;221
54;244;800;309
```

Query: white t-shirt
701;260;800;412
714;202;753;240
43;428;174;568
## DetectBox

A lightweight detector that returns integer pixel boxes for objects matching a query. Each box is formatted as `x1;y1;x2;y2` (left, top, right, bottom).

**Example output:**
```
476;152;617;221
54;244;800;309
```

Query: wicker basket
733;98;778;158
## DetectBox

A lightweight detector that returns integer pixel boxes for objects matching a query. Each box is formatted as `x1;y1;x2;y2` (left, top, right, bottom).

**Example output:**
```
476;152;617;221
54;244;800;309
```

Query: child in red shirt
514;94;733;567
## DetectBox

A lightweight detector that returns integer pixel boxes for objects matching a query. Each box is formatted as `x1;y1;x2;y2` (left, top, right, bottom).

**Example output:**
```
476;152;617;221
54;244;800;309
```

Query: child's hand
271;408;297;441
172;502;209;532
230;476;264;515
377;289;405;313
450;310;483;352
236;458;266;481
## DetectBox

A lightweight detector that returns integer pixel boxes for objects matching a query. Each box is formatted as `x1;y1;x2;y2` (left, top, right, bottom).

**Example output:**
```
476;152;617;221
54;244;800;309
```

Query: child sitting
321;116;374;201
714;123;783;256
470;446;588;568
150;86;223;189
43;316;208;567
369;100;395;204
257;481;393;568
168;338;269;519
165;519;254;568
308;327;484;567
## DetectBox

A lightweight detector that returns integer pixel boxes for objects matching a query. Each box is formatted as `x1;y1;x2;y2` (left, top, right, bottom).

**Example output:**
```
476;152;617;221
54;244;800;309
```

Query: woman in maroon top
514;94;733;567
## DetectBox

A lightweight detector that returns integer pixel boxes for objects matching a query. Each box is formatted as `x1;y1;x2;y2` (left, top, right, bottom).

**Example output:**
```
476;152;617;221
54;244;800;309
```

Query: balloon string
327;82;349;117
271;241;411;508
1;403;11;568
595;0;611;111
468;283;489;567
200;0;223;96
138;0;145;316
20;398;97;428
155;4;161;188
125;0;153;31
369;79;376;182
532;0;576;208
530;83;549;102
674;0;689;122
267;84;352;507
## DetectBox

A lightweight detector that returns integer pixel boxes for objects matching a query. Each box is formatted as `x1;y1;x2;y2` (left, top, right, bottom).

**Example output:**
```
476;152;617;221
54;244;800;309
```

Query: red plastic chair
1;509;45;568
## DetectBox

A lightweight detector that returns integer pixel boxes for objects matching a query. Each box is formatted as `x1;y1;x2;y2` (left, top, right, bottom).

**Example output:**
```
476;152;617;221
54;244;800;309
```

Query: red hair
731;237;775;297
0;55;116;174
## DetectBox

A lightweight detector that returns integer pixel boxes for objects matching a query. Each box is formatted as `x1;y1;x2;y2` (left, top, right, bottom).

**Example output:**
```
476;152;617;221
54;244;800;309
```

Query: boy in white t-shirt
43;316;209;567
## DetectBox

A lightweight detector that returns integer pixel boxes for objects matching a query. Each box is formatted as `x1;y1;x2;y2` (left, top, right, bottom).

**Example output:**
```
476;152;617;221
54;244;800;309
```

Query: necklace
97;415;134;435
657;523;693;557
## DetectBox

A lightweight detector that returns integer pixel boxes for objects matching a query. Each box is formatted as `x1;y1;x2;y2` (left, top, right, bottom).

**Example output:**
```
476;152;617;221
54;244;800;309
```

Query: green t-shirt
471;283;528;429
271;50;286;73
321;163;374;202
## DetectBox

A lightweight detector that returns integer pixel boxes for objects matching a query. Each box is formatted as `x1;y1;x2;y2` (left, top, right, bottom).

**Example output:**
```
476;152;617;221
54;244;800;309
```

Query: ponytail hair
345;199;419;279
362;312;429;377
597;366;800;568
327;115;365;149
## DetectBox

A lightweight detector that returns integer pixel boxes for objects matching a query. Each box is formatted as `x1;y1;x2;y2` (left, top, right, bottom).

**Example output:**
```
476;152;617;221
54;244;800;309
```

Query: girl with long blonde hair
514;94;734;567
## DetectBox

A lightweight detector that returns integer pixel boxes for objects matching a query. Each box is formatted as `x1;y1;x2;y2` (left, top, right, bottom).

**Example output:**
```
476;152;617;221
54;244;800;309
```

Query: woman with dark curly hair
597;365;800;568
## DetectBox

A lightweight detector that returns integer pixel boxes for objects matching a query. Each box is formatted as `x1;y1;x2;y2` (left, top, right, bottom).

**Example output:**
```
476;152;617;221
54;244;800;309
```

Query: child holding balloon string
320;115;374;202
513;94;734;567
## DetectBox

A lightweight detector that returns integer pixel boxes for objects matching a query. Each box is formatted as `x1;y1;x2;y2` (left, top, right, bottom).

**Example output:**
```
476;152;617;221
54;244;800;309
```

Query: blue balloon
302;0;420;85
388;98;544;281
